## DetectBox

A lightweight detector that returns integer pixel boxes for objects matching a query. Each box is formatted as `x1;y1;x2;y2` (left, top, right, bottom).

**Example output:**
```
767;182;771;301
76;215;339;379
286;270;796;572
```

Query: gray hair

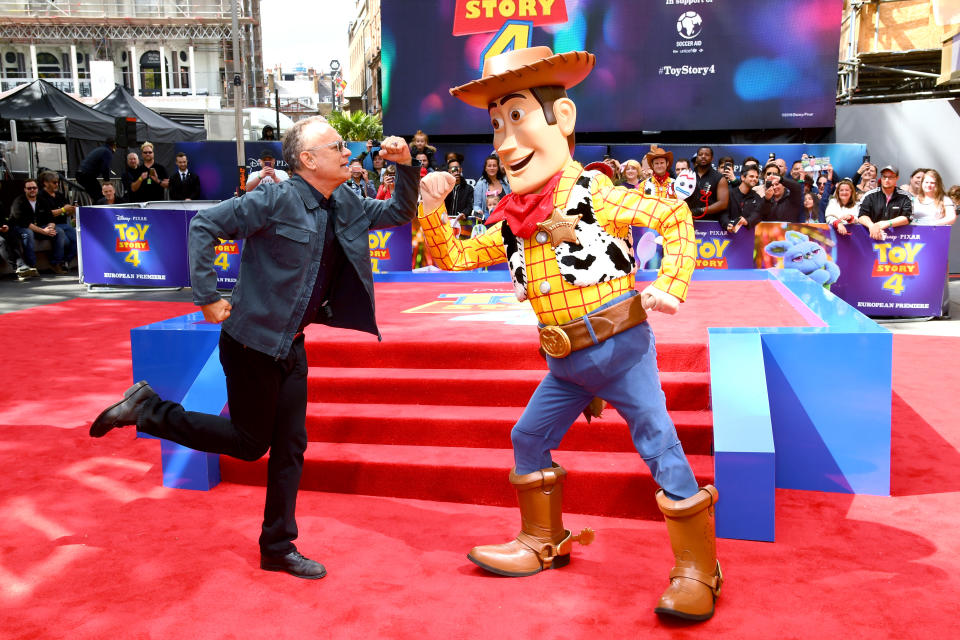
282;115;328;172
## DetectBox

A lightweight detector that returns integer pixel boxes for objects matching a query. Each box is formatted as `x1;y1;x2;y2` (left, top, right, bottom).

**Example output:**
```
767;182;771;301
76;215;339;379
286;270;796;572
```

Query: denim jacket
188;162;420;358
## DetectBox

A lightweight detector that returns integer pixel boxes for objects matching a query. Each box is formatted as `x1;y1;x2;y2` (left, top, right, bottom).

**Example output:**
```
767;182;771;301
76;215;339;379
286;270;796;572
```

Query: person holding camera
344;158;376;198
246;148;289;191
376;164;397;200
127;142;168;202
717;156;737;189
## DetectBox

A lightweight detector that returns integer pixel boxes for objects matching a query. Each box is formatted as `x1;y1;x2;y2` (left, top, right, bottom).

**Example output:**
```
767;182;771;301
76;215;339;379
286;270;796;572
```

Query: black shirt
858;187;914;223
297;177;347;332
124;163;168;202
684;167;727;222
37;190;70;226
728;185;768;228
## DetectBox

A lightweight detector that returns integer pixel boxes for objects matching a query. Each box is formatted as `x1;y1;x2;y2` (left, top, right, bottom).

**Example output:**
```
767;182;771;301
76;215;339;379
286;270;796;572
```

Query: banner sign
831;225;950;317
382;0;842;134
79;207;190;287
633;220;755;273
184;211;243;290
370;223;413;273
756;223;950;317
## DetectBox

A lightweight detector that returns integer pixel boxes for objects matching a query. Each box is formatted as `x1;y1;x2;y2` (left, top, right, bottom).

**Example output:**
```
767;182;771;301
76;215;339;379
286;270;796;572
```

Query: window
36;52;60;79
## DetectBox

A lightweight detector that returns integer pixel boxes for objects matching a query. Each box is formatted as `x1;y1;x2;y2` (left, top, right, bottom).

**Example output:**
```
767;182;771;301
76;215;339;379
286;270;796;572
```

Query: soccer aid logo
677;11;702;39
674;169;696;199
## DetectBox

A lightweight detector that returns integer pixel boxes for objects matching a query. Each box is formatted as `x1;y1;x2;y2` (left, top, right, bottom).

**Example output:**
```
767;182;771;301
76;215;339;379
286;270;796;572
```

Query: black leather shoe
260;550;327;580
89;381;156;438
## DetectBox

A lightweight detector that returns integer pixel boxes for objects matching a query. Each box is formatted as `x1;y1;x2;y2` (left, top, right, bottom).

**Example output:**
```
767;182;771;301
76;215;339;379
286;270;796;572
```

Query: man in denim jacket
90;116;420;580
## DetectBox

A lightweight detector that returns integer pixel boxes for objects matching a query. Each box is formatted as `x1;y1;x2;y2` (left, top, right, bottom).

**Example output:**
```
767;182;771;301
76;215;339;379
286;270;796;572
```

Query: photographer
759;162;797;222
376;164;397;200
344;158;376;198
357;139;384;185
770;158;804;221
246;149;289;191
718;156;737;189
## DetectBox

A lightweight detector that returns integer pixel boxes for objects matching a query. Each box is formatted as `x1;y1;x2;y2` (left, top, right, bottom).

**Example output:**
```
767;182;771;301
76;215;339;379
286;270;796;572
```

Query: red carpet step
220;443;716;521
304;337;710;372
304;402;715;455
305;367;711;410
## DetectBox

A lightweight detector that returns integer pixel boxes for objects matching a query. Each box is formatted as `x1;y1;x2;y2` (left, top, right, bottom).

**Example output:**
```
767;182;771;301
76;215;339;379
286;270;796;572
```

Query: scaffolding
838;0;960;103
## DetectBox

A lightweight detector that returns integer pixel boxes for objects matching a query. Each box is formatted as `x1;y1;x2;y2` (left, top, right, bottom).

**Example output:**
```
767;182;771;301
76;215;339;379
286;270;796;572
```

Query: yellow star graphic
536;207;582;248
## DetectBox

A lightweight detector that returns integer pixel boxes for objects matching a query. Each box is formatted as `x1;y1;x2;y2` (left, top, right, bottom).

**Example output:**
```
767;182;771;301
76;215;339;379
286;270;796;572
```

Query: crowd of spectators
4;128;958;281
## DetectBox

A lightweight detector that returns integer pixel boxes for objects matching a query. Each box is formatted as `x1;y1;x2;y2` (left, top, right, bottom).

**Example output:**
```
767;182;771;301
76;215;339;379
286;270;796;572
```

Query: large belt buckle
540;325;572;358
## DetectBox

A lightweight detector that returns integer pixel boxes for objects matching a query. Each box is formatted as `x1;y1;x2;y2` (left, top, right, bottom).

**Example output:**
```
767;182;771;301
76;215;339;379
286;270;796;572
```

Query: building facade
346;0;381;114
0;0;265;107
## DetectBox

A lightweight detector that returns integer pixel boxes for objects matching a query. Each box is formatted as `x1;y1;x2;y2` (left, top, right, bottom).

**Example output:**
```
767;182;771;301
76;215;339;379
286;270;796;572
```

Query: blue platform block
709;331;776;542
131;312;224;490
707;270;891;542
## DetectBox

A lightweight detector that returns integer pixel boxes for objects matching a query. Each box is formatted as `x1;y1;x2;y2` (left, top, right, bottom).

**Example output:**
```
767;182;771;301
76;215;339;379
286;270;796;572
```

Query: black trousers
76;172;103;202
138;330;309;556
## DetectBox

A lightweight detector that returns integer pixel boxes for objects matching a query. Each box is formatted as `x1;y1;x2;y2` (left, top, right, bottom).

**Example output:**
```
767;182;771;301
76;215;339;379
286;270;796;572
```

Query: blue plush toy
764;230;840;286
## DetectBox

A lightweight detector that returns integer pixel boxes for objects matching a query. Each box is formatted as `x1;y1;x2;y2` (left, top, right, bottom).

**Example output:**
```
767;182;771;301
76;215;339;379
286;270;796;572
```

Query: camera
370;140;381;148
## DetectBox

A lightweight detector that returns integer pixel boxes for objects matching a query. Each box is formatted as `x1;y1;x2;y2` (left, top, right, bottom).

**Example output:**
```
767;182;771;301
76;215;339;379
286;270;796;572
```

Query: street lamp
329;59;341;112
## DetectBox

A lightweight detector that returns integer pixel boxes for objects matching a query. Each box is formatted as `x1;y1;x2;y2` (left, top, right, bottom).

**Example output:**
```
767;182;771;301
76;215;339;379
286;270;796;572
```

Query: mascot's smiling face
488;89;576;195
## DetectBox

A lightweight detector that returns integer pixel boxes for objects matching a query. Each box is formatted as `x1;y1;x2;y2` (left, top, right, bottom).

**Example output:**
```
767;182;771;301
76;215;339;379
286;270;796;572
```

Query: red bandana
485;171;564;238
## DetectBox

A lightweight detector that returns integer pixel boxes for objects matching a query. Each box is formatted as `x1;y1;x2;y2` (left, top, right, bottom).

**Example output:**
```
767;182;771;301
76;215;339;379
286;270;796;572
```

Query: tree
327;110;383;142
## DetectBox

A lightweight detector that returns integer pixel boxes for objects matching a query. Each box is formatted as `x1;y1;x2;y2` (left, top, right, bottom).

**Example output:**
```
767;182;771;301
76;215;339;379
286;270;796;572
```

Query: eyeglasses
25;185;38;189
305;139;347;154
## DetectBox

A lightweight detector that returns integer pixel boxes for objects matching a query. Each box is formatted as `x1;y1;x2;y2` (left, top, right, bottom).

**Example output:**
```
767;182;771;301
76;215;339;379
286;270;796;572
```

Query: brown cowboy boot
654;485;723;621
467;464;593;577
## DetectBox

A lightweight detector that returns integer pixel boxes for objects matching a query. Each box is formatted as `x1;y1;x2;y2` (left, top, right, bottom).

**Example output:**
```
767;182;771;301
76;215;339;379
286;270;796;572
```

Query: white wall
836;99;960;189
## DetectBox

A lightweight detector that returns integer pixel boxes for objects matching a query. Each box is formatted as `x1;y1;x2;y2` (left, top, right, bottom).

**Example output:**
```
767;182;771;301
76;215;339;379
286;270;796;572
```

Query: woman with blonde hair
825;178;860;235
912;169;956;226
620;159;643;190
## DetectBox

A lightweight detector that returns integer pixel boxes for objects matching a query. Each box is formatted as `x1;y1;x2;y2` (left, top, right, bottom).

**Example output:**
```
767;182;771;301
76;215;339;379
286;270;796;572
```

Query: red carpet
0;291;958;638
220;281;803;519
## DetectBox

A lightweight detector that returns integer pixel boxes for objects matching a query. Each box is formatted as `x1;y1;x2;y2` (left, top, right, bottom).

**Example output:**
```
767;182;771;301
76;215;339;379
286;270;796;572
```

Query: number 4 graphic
882;273;905;296
479;21;534;73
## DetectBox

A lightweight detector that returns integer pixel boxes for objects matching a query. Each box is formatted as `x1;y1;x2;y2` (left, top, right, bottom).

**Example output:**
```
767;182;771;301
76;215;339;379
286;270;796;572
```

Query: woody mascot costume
418;47;722;621
642;144;677;199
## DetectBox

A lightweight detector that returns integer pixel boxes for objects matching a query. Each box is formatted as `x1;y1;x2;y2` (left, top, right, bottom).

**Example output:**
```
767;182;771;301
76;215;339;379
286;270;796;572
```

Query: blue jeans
56;222;77;264
15;227;36;267
510;317;699;501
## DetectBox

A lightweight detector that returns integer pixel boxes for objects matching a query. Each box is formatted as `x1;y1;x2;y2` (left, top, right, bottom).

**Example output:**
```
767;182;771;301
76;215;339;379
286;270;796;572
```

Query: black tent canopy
0;79;117;144
93;84;205;143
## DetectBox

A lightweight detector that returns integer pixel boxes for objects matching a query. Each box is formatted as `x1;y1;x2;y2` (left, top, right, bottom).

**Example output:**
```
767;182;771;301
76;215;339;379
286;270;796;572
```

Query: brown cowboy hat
450;46;595;109
644;144;673;168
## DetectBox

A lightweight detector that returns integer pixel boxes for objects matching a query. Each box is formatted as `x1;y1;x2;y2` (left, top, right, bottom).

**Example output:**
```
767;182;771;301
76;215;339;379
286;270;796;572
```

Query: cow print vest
500;169;635;302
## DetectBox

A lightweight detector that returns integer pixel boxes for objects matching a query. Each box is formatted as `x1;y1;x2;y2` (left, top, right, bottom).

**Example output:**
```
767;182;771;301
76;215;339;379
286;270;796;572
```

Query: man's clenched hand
420;172;456;214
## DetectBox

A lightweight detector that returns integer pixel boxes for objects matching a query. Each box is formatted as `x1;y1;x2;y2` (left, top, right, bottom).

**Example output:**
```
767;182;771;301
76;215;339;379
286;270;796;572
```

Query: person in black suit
168;152;202;201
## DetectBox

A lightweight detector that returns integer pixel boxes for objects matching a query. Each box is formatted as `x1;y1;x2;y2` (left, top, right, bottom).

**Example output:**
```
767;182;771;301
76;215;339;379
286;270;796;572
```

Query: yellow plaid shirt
418;160;696;326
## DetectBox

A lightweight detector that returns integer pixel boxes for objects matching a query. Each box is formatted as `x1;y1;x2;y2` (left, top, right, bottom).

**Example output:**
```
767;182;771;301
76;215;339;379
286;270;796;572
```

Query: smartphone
863;155;870;163
768;152;776;160
603;145;612;160
764;179;772;189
